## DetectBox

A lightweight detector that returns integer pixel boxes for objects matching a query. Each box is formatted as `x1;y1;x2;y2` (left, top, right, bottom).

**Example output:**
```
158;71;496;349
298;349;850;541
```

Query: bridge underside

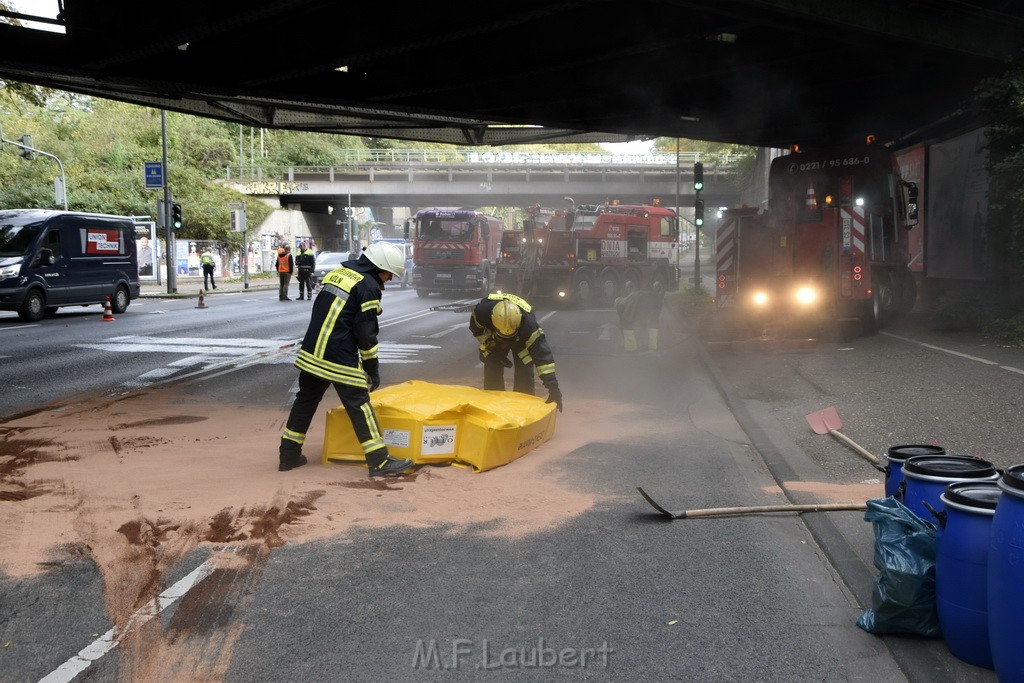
2;1;1020;149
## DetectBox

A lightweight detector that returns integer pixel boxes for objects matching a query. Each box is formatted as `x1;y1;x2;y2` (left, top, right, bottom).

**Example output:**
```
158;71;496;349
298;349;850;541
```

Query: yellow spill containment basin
322;380;558;472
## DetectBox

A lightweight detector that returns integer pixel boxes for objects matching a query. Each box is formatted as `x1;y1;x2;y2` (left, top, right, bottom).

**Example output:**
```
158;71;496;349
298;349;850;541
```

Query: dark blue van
0;209;141;322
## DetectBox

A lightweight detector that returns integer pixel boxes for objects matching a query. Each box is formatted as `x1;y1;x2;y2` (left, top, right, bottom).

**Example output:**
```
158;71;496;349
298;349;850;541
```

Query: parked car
370;239;414;289
311;251;348;282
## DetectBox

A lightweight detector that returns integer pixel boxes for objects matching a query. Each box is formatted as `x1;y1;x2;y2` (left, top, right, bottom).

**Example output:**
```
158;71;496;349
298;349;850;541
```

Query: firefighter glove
478;349;487;364
545;384;563;413
502;356;513;368
367;370;381;392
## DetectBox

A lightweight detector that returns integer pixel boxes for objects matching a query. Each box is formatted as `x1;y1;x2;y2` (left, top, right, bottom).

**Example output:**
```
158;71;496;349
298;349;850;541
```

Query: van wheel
18;290;45;322
111;285;130;314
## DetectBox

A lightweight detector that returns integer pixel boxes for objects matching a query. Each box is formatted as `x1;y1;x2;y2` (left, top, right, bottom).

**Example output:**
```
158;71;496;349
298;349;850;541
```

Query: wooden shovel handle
682;502;868;519
829;429;882;465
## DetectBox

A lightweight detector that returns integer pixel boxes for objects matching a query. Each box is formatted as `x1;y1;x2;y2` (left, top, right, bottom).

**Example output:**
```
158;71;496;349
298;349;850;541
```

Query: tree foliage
976;52;1024;279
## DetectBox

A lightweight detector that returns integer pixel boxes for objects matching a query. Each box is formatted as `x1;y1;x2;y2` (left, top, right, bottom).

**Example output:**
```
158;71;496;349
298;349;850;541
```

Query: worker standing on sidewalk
469;292;563;412
278;241;414;477
276;245;294;301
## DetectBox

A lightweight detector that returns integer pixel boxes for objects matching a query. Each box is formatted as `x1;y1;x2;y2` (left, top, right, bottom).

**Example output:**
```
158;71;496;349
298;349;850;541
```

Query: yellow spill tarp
322;380;558;472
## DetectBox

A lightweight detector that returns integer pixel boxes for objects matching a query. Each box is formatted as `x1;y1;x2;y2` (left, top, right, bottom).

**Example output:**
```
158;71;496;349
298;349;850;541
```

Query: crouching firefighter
278;241;414;477
469;292;563;412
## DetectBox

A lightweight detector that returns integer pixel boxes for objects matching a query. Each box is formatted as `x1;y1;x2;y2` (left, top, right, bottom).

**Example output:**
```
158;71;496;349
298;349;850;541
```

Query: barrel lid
903;454;997;479
998;463;1024;496
884;444;946;464
941;481;1002;511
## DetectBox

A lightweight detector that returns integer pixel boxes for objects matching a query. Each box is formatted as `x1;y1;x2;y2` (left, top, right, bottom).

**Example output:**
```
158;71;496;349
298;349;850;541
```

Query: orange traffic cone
805;181;818;210
196;289;208;309
101;296;115;322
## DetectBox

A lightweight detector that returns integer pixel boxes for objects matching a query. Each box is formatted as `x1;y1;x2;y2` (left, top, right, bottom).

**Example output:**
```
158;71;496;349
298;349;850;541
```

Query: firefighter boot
368;454;414;478
647;328;659;350
623;329;638;352
279;438;308;472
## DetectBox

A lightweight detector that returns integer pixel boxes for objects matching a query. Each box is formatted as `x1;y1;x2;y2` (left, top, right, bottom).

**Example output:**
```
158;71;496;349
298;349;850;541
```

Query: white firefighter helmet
491;299;522;338
362;241;405;278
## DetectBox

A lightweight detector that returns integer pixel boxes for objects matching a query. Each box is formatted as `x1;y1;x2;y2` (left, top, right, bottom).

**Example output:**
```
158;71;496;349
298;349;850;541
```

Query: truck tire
479;263;491;296
111;285;131;314
18;289;46;322
862;294;880;336
652;267;676;293
416;288;430;298
598;267;619;307
572;270;595;309
623;267;642;291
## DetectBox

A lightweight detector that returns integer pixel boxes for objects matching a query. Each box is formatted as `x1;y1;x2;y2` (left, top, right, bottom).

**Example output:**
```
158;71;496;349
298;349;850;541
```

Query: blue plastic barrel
884;444;946;499
935;481;1000;669
901;455;998;521
989;464;1024;682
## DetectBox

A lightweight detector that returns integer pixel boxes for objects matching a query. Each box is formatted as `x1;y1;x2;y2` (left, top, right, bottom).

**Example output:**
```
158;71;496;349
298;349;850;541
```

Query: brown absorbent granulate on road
0;383;668;578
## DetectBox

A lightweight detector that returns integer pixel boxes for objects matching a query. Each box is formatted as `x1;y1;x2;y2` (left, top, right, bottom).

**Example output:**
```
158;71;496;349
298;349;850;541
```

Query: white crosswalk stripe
73;336;441;387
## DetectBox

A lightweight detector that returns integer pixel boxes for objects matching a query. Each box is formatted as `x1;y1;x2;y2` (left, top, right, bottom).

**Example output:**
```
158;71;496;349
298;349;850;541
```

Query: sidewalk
139;276;278;298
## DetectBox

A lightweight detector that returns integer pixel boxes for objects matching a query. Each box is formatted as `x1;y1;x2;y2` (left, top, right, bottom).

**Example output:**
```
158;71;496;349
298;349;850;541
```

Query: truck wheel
416;289;430;298
111;285;131;314
598;267;619;307
862;294;880;336
18;290;46;322
572;270;595;308
623;268;642;291
479;265;491;296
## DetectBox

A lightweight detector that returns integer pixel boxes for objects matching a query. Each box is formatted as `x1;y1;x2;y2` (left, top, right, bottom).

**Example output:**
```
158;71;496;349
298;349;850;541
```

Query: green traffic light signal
694;162;704;192
171;203;183;230
694;198;704;227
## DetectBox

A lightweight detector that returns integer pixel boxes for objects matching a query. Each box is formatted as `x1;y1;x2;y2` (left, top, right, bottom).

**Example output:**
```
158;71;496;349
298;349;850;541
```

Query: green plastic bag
856;497;942;637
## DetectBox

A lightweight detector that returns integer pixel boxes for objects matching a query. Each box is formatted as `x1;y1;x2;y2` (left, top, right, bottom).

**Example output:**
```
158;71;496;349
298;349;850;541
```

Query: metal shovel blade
805;405;842;435
805;406;883;468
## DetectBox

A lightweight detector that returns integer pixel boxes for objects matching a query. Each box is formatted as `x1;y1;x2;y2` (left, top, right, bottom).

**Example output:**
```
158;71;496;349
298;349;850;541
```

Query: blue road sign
144;162;164;190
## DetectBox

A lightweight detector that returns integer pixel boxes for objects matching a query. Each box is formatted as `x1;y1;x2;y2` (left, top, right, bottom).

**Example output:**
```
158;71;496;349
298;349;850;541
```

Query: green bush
984;314;1024;346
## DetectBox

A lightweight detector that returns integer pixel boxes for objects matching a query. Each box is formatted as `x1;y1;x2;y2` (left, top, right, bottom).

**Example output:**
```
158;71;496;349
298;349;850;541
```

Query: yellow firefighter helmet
491;299;522;338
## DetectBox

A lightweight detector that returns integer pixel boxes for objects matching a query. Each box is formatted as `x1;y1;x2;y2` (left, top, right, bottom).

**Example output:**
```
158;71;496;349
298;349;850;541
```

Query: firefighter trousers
483;348;535;395
282;370;388;466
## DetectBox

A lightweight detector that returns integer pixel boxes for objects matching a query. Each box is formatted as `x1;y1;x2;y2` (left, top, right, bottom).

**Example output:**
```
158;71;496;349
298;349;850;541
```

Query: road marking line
882;331;1013;369
39;551;233;683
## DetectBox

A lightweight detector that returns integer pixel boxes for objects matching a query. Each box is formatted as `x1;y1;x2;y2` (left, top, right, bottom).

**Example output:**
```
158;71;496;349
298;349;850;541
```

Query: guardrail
224;149;750;182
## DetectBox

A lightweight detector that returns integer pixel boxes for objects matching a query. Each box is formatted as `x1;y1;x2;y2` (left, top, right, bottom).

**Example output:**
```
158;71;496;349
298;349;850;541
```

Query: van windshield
0;223;43;257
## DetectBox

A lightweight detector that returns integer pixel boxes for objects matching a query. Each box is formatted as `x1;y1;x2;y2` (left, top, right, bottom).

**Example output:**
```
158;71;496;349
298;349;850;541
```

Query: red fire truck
403;209;503;298
494;199;680;307
714;139;919;339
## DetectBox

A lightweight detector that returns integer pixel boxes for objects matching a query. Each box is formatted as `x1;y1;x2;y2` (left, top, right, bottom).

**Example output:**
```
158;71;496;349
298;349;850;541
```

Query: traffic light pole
0;129;69;210
161;110;177;294
693;162;704;289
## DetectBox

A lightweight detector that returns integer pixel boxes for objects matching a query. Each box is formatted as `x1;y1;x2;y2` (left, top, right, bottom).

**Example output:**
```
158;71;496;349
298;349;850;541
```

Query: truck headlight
751;291;769;307
794;287;817;305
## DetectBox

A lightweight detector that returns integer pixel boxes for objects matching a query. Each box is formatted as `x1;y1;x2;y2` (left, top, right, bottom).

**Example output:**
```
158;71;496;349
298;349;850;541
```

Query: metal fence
224;149;750;182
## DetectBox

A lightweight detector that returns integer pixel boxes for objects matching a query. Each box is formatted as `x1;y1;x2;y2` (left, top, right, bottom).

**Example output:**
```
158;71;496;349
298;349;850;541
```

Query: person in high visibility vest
468;292;563;412
200;248;217;290
278;241;414;477
276;245;294;301
294;242;316;300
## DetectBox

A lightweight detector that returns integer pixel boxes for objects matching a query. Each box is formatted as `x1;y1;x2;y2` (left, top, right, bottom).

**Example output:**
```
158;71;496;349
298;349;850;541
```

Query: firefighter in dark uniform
278;241;414;477
469;292;563;412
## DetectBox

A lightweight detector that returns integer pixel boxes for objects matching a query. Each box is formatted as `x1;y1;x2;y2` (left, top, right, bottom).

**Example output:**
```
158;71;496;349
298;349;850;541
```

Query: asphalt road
0;272;1015;682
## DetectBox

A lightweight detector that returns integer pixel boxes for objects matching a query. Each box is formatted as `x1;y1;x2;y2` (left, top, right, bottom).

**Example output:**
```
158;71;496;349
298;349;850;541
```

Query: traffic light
19;135;36;160
694;198;705;228
171;203;183;230
693;162;704;192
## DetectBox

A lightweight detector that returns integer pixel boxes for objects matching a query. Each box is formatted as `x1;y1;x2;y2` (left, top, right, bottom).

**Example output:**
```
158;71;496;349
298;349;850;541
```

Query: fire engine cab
714;139;919;339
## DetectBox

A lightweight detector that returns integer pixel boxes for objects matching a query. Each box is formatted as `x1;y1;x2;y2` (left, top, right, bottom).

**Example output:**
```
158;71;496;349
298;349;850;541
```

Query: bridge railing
224;149;750;182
